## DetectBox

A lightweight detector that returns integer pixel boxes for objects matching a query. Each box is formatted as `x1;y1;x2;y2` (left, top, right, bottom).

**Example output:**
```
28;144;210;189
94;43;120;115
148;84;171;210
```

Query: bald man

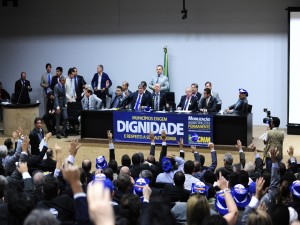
177;87;198;112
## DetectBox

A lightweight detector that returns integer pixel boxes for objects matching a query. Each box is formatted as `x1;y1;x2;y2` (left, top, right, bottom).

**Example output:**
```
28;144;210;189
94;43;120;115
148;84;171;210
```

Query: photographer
263;116;284;171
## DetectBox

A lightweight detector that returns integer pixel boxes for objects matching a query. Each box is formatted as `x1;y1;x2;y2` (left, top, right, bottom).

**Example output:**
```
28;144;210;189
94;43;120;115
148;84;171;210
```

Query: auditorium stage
0;125;298;170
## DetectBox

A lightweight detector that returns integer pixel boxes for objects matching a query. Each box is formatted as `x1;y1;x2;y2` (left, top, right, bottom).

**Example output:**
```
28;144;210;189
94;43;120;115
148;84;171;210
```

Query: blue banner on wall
113;111;213;146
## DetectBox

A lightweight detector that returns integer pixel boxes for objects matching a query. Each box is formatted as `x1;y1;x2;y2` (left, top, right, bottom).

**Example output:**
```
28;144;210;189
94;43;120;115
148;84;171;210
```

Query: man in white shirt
65;68;77;102
183;160;200;190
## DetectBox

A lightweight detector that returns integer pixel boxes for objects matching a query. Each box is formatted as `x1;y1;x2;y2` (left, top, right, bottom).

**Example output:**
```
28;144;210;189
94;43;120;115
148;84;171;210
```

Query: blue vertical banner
113;111;213;147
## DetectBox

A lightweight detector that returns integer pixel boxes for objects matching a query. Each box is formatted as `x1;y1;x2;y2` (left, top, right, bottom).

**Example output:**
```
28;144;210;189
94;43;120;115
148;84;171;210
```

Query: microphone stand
17;80;24;104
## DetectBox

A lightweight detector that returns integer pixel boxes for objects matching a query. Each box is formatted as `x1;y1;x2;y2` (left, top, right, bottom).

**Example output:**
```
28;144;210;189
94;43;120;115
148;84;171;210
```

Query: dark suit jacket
39;158;56;173
20;145;48;174
163;184;190;202
150;92;167;111
0;88;10;101
110;95;125;109
199;96;218;112
36;194;75;223
131;92;151;110
14;79;32;104
177;95;198;112
193;92;202;101
91;72;112;99
51;76;60;90
29;128;45;156
75;75;86;101
228;98;248;113
54;83;67;109
123;89;133;107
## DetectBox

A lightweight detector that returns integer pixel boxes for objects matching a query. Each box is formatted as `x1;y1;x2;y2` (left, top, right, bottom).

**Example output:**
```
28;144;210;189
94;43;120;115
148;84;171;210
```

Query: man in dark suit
191;83;202;102
91;65;112;107
38;148;56;173
131;84;151;110
225;88;249;114
122;81;133;108
73;67;87;102
150;83;167;111
29;117;45;156
140;81;151;100
177;87;198;112
50;67;63;90
54;76;68;139
199;88;218;112
42;89;56;134
14;72;32;104
163;171;190;202
108;86;125;109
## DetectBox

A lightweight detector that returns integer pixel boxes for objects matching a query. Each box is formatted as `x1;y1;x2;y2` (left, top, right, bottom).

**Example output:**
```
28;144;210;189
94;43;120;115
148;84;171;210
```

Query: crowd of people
0;63;251;139
0;114;298;225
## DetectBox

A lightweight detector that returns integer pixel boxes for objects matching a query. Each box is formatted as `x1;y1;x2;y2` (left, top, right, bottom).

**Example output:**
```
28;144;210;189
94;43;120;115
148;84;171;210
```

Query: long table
81;110;253;146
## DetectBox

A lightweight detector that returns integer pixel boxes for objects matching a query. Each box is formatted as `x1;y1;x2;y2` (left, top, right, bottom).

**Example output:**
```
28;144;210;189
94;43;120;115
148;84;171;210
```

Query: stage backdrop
113;111;213;146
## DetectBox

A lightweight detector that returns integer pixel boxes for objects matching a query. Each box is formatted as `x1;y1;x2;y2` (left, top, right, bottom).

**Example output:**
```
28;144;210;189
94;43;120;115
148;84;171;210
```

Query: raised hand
287;146;294;157
62;159;80;185
143;184;152;201
177;138;183;148
55;143;62;155
22;135;30;153
149;132;155;142
87;182;115;225
218;172;228;191
69;139;81;157
191;145;197;153
255;177;265;200
161;130;167;142
17;161;28;174
107;130;113;143
235;140;242;150
208;142;214;150
45;132;52;142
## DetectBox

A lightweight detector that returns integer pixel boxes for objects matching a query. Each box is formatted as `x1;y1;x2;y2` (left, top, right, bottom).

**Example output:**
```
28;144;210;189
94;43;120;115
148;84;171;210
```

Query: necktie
75;76;78;90
156;76;160;84
206;98;209;107
62;85;65;94
184;98;189;110
113;97;120;108
87;97;90;110
48;73;51;86
155;94;159;111
135;94;141;110
38;130;42;141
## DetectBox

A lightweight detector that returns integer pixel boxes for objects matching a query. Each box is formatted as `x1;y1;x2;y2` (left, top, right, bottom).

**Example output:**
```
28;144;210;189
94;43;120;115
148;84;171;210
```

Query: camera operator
263;116;284;171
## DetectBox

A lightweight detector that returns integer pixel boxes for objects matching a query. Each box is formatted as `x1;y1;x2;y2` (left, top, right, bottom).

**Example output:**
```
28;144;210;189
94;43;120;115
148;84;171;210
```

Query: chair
247;104;252;113
165;92;176;109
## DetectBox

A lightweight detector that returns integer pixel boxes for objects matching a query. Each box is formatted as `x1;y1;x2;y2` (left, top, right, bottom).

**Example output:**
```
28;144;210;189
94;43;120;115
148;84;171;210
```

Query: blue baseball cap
133;178;149;196
232;184;251;208
215;190;229;215
249;182;256;195
291;180;300;198
162;157;172;172
191;181;207;196
96;156;107;170
239;88;248;97
92;174;114;193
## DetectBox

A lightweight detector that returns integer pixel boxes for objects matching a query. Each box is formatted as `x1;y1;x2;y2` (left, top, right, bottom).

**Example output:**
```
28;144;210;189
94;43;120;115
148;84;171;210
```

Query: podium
2;103;40;136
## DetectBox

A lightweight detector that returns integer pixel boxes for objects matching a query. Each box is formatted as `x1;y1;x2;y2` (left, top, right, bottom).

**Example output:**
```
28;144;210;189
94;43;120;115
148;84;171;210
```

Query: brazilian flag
163;46;168;77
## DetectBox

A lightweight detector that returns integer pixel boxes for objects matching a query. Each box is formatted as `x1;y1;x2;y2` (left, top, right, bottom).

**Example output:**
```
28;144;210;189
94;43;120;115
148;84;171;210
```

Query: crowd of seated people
0;126;299;225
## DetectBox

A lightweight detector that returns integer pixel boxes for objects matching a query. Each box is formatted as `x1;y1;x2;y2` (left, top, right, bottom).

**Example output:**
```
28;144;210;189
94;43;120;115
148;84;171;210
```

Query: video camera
263;108;272;125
